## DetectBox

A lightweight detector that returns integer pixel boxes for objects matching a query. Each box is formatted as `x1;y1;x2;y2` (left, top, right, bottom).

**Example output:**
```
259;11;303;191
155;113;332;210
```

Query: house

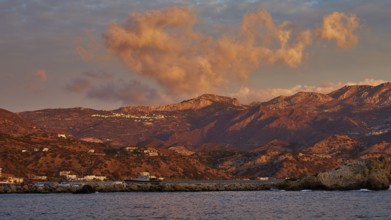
34;148;40;152
22;149;27;153
66;174;77;180
125;146;138;151
42;148;49;152
59;170;71;177
59;171;78;180
58;134;67;139
88;149;95;153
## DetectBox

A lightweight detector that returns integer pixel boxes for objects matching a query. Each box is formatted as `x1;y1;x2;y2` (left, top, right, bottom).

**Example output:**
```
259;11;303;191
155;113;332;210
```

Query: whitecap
269;188;285;192
359;189;371;192
301;189;312;192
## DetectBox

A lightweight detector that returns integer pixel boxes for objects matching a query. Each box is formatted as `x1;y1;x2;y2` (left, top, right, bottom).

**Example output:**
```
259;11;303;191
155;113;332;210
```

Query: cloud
104;7;314;96
66;78;92;93
29;69;48;93
318;12;359;48
32;69;47;81
75;31;109;61
231;78;386;103
66;71;115;94
86;80;165;105
82;71;114;80
103;7;361;98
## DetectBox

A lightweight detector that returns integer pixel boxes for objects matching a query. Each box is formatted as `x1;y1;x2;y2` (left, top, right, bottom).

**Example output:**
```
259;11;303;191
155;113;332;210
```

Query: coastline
0;180;279;194
1;156;389;194
1;179;390;194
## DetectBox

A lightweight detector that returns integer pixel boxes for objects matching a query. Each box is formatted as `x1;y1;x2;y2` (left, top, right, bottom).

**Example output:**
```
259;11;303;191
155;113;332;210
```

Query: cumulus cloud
318;12;359;48
104;7;313;96
103;7;361;98
71;7;363;106
33;69;47;81
232;78;386;103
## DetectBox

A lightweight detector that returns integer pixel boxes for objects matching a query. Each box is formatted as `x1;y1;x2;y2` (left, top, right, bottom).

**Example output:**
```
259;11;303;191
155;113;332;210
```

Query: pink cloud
33;69;48;81
66;78;92;93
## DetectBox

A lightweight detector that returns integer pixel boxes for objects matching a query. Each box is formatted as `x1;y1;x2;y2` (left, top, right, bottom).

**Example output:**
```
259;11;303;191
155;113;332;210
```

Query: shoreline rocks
73;185;96;194
279;157;390;190
0;181;275;194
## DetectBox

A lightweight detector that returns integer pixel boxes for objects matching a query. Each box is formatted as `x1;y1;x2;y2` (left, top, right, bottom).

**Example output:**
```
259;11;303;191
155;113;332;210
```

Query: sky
1;0;390;112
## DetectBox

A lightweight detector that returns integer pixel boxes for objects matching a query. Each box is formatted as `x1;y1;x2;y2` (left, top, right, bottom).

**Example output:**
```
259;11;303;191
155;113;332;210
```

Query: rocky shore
0;181;275;194
279;157;391;190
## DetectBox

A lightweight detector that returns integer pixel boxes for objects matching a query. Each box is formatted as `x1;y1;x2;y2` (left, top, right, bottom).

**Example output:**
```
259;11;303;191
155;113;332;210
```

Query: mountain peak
185;93;240;105
166;94;241;111
0;108;39;136
328;84;372;100
265;91;333;107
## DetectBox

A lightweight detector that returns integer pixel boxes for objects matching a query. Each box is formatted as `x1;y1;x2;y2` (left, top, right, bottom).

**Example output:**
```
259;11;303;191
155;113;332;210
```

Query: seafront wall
0;181;276;194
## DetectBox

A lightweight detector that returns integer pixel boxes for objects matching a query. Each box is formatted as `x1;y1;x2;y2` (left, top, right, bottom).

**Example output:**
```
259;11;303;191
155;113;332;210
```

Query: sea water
1;190;390;219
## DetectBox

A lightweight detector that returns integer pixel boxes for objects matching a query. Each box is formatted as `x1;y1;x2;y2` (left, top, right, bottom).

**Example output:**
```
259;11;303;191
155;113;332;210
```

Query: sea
1;189;390;220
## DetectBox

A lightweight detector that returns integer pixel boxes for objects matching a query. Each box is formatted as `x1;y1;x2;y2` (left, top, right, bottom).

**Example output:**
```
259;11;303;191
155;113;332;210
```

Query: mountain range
1;83;390;180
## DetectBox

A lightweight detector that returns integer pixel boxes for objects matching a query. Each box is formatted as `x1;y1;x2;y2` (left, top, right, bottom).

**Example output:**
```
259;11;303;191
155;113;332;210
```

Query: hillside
0;108;41;136
0;109;230;180
1;83;390;180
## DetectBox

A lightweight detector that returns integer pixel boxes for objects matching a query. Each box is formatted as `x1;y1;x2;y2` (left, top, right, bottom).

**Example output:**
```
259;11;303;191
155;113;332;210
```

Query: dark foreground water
1;190;390;220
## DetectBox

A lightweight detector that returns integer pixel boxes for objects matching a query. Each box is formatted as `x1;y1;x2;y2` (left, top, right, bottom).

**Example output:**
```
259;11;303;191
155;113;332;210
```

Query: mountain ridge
20;82;391;150
117;93;243;112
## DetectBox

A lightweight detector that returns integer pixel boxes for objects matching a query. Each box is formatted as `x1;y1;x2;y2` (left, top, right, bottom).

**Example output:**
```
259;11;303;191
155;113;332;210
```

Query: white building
66;174;77;180
59;171;71;177
58;134;67;139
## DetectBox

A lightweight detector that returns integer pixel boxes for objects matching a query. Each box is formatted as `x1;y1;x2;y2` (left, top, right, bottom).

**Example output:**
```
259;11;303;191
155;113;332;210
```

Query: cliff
280;157;391;190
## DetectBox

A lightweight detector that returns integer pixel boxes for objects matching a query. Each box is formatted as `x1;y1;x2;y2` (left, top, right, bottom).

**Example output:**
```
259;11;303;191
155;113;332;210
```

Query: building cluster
91;112;165;123
3;145;160;185
59;171;107;181
0;167;108;185
125;146;159;157
0;168;46;185
366;129;390;136
0;168;25;185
